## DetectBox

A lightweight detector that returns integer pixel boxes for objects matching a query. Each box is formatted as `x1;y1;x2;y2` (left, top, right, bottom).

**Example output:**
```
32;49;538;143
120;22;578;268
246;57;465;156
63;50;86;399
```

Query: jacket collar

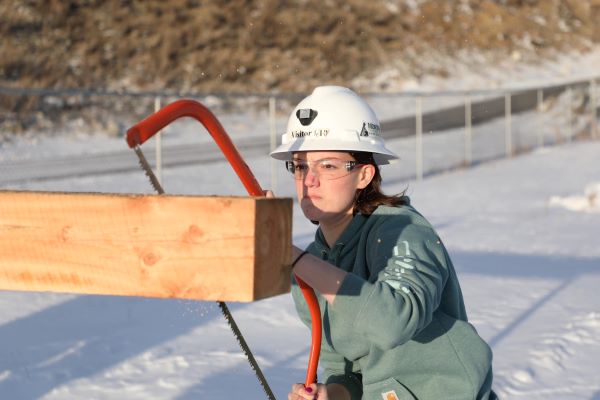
314;213;369;253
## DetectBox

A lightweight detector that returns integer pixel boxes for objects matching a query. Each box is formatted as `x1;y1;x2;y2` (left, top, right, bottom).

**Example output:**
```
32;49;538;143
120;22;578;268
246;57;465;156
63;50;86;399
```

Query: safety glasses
285;158;363;180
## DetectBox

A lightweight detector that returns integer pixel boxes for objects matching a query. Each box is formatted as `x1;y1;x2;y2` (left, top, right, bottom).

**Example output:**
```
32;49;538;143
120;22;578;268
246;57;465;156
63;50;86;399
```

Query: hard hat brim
269;138;399;165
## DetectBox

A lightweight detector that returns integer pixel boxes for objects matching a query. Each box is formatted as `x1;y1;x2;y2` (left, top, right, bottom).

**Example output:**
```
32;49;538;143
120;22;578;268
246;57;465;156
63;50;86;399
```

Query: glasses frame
285;158;363;180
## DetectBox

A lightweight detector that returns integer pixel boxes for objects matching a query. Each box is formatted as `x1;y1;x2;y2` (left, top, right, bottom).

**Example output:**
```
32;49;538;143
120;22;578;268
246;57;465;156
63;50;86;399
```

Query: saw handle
295;275;322;386
126;99;262;196
126;99;322;387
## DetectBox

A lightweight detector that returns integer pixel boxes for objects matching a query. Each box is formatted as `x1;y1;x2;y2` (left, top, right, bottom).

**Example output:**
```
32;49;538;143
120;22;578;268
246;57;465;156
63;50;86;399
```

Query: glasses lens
287;160;309;179
287;159;359;180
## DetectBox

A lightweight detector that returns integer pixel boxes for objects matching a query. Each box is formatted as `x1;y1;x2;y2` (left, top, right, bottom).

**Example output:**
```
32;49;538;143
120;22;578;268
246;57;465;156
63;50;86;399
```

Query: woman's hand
288;383;328;400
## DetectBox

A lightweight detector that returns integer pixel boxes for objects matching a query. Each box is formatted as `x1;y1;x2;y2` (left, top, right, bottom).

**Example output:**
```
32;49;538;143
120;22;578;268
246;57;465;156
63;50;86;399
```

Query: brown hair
350;152;408;216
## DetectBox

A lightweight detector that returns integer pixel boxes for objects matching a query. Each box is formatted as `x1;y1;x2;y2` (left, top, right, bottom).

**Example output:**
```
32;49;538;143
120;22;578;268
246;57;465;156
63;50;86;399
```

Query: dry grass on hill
1;0;599;135
2;0;599;93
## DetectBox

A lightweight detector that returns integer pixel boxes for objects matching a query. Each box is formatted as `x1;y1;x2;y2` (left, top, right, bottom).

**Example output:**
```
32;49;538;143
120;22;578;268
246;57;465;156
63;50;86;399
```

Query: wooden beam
0;191;292;302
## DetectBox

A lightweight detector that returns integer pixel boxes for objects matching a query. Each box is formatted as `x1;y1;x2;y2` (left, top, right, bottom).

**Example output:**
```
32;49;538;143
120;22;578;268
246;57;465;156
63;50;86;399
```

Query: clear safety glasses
285;158;363;180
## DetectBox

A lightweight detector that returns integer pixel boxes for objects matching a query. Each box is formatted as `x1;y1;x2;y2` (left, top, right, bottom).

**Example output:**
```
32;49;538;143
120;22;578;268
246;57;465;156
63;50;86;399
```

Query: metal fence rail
0;76;598;188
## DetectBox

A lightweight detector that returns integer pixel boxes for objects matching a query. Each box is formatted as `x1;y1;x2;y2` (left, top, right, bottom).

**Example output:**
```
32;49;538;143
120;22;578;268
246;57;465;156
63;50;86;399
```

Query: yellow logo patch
381;390;399;400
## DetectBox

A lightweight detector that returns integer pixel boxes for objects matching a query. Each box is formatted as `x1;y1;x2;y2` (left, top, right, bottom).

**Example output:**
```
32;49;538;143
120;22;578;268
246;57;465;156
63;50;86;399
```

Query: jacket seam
444;322;477;400
351;279;376;334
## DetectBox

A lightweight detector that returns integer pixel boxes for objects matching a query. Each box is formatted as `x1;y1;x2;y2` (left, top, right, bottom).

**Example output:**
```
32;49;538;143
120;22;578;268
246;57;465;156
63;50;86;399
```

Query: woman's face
292;151;374;224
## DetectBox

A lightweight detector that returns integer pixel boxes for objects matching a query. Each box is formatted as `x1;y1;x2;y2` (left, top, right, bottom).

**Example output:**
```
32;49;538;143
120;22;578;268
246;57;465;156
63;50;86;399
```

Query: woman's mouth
303;194;321;201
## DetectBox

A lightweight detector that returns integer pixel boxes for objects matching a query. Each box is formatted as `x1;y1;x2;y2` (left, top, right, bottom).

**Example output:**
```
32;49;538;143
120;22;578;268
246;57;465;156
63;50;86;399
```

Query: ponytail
351;152;408;216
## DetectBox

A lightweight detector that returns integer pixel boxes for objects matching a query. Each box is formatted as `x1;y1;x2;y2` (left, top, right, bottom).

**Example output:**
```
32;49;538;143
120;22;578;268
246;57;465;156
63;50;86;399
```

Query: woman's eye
320;161;338;170
295;163;308;171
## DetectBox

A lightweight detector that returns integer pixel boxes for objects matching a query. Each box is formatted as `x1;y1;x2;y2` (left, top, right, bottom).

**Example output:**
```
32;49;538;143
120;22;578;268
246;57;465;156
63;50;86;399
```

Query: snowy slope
1;130;599;399
404;142;600;399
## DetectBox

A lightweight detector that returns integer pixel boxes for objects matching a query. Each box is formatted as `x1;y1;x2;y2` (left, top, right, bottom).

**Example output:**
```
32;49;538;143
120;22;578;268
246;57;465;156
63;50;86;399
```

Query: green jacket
292;200;495;400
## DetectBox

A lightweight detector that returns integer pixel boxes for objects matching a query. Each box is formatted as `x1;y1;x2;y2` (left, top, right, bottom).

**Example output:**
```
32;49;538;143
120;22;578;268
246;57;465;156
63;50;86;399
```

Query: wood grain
0;191;292;302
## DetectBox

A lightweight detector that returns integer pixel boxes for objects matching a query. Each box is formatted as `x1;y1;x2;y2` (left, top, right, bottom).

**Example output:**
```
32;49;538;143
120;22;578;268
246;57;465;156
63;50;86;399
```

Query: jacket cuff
325;373;363;400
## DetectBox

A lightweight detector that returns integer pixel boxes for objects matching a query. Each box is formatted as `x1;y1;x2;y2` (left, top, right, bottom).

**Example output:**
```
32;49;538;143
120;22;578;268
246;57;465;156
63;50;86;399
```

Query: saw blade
132;145;276;400
133;145;165;194
218;301;277;399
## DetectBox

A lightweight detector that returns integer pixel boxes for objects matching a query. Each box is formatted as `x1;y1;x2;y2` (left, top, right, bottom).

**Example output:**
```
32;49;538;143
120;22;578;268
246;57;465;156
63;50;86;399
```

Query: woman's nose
303;168;319;186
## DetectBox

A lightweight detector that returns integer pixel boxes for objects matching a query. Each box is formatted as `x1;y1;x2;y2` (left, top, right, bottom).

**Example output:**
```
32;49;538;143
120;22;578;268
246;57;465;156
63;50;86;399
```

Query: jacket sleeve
321;348;363;400
328;220;450;351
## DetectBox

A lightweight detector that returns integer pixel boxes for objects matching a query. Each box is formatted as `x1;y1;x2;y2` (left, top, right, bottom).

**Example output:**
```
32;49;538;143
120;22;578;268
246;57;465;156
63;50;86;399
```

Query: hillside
2;0;599;93
1;0;600;137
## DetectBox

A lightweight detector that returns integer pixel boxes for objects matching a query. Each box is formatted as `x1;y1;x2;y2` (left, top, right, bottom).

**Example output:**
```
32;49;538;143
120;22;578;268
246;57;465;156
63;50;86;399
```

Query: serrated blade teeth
133;145;164;194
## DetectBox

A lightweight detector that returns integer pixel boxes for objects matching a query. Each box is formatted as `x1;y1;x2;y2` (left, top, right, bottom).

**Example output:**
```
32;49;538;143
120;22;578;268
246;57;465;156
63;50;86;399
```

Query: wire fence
0;76;598;193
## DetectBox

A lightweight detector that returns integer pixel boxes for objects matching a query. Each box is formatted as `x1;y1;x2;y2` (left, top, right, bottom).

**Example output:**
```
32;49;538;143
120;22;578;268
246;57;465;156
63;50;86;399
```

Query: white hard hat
270;86;399;165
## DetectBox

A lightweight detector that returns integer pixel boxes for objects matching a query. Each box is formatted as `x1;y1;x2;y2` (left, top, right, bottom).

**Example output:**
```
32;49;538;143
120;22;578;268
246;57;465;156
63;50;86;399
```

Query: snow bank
549;182;600;213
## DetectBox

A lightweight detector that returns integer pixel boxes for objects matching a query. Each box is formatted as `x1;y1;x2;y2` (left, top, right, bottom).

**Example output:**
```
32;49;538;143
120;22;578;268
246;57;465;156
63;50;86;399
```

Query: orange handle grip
126;99;322;386
295;274;322;386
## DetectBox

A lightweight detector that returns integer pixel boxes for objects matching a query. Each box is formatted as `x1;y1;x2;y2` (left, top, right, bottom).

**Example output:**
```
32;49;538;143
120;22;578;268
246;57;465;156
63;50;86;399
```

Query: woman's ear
357;164;376;189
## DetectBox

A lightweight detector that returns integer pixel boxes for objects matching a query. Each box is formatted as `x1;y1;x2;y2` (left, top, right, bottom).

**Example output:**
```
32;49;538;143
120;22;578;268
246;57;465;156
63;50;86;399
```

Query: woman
270;86;496;400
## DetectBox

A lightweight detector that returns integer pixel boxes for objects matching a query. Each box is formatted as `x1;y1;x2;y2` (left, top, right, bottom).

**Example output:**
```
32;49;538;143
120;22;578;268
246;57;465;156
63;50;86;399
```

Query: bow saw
126;99;322;398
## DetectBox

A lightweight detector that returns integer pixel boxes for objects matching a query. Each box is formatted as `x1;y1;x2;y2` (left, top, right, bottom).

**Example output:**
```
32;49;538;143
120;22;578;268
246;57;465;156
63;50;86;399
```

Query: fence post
269;96;278;193
591;79;598;139
537;88;544;147
154;96;163;185
416;96;423;181
464;94;472;167
505;92;512;157
566;85;573;142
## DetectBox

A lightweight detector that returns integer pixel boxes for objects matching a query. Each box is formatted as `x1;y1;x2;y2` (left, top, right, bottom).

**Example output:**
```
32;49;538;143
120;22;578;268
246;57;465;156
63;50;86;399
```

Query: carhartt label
381;390;399;400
